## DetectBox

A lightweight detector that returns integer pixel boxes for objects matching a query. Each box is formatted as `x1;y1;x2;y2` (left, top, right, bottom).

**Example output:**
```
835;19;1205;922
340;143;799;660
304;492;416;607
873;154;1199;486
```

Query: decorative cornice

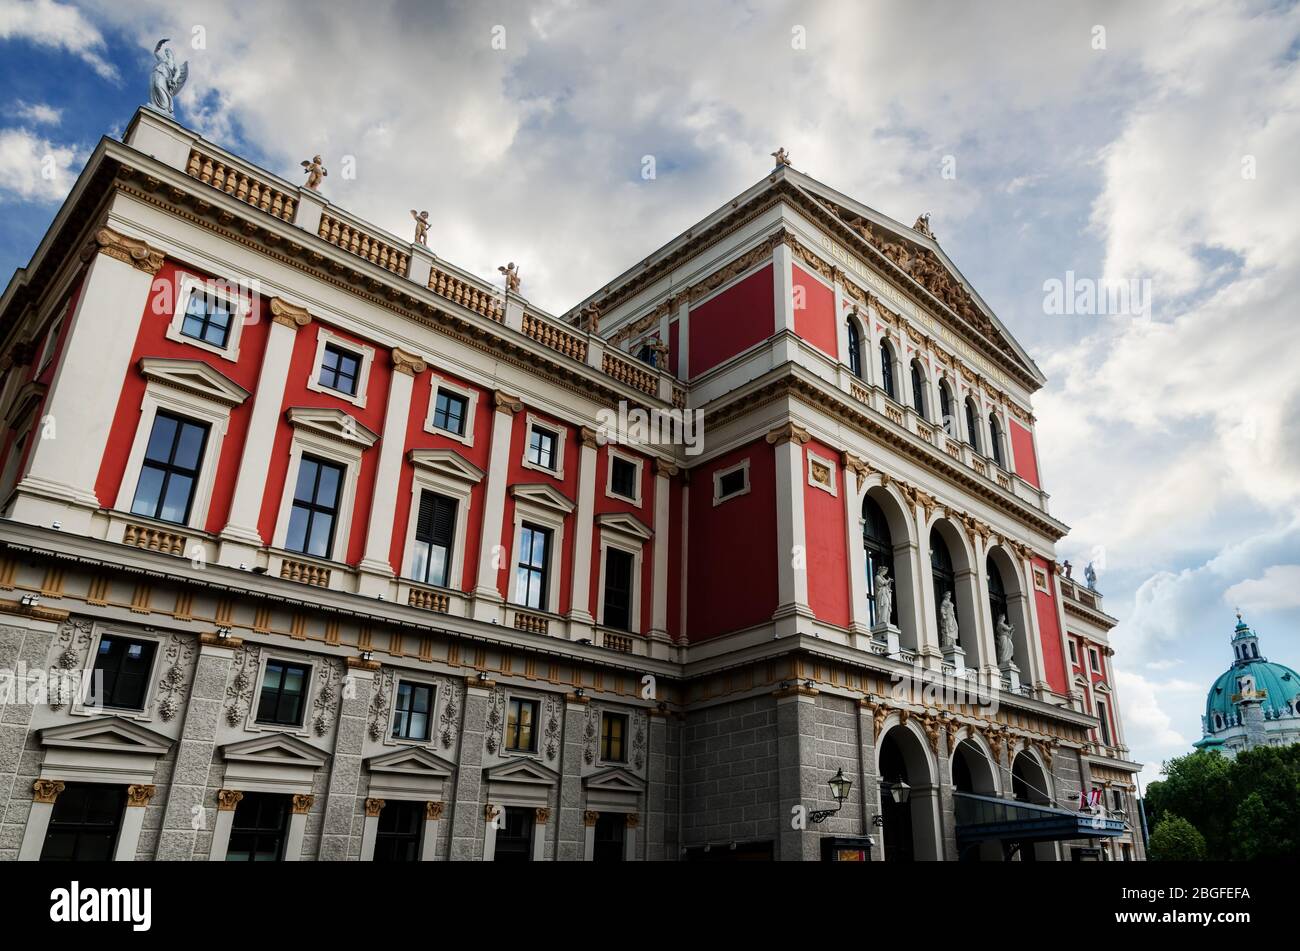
32;779;65;804
493;390;524;415
268;296;312;328
0;597;69;623
391;347;427;376
83;226;165;275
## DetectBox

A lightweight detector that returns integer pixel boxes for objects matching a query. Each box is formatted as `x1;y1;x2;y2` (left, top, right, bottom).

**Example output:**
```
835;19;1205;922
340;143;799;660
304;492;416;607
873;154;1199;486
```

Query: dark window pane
433;391;467;435
226;793;289;862
506;698;538;752
593;812;626;862
718;467;746;498
373;800;423;862
611;458;637;499
256;661;310;726
89;636;157;710
286;456;344;559
131;411;208;525
494;806;534;861
40;783;125;861
602;548;633;631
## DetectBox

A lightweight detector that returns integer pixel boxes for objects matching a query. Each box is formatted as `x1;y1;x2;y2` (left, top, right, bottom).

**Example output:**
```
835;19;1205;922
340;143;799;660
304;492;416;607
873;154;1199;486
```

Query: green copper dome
1203;614;1300;732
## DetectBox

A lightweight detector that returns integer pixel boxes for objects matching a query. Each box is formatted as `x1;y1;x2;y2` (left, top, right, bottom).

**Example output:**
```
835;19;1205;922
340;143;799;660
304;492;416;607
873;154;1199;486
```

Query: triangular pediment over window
366;745;456;779
509;483;575;514
220;732;330;795
408;448;485;484
484;757;560;787
38;716;173;785
138;357;250;407
583;765;646;811
285;405;379;448
221;732;331;767
39;715;172;756
596;512;652;540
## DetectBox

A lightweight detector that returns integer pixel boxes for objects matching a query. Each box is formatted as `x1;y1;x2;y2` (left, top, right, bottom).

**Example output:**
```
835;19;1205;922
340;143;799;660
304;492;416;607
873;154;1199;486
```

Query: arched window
964;397;980;452
930;529;956;640
863;496;895;627
989;413;1004;468
880;341;896;400
987;555;1008;634
847;319;863;379
939;381;954;437
910;359;927;419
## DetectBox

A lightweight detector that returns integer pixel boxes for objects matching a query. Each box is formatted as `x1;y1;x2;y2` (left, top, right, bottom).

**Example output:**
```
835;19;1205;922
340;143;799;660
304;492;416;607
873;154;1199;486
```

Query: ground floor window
40;783;125;861
593;812;626;862
373;800;424;862
226;792;290;862
494;806;534;861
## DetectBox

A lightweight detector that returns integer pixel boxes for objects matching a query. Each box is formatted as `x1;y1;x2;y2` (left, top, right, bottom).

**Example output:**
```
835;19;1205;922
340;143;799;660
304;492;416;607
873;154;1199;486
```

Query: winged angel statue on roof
149;39;189;117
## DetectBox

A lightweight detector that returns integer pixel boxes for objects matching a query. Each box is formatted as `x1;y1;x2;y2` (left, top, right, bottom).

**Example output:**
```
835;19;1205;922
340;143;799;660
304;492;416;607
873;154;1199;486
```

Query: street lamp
809;768;853;823
872;779;911;827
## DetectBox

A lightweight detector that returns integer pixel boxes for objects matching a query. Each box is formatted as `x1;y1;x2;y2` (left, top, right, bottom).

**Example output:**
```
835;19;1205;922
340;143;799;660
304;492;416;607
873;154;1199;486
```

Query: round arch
1010;747;1057;860
952;733;1002;861
928;517;984;666
879;338;900;402
986;543;1034;679
860;481;921;652
875;720;942;861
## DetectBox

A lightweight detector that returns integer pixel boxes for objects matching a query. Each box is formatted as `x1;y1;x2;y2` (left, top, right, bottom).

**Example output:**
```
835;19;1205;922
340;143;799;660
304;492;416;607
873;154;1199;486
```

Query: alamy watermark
595;401;704;456
1043;271;1152;319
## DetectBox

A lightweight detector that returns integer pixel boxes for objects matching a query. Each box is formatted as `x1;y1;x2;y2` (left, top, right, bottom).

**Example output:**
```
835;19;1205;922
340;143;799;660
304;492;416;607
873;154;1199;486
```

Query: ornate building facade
1195;614;1300;758
0;108;1142;862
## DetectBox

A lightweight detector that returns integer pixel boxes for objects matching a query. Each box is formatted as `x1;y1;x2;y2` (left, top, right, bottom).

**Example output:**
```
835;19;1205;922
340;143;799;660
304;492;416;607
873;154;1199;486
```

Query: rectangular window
1068;640;1078;664
373;800;423;862
256;660;310;726
505;697;539;753
39;783;125;861
600;712;627;763
319;343;361;397
494;806;534;862
714;461;749;503
610;457;637;500
285;455;344;558
1089;647;1102;674
431;390;468;437
527;426;557;471
89;635;157;711
514;523;551;610
226;793;289;862
602;547;634;632
130;411;209;525
1096;698;1112;746
411;491;456;587
593;812;626;862
180;289;234;349
392;680;433;742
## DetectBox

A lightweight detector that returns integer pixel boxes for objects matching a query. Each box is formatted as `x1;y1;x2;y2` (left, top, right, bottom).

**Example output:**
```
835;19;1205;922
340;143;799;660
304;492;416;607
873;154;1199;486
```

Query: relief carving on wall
224;644;262;726
152;631;196;722
484;687;506;755
631;711;648;771
48;618;93;711
582;706;598;766
367;669;395;741
311;658;344;736
543;694;562;762
438;677;462;749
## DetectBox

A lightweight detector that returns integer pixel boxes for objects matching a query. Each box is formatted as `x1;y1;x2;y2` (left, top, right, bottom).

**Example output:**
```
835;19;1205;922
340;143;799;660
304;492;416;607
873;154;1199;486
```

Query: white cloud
0;0;119;80
0;127;83;202
1224;565;1300;614
1114;670;1191;786
11;101;62;125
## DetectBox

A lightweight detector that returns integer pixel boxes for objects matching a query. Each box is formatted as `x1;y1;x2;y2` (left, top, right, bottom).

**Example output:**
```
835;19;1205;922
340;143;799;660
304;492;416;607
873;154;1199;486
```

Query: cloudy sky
2;0;1297;788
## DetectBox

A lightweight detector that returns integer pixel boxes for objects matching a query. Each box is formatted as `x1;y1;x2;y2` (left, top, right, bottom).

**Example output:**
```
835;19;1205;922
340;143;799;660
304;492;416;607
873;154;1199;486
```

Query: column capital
583;810;600;827
269;297;313;328
654;458;679;477
125;784;157;808
391;347;427;376
494;390;524;415
291;793;314;815
535;807;551;824
32;779;65;804
425;801;445;821
216;789;244;811
765;421;810;446
580;425;600;448
82;226;165;275
364;797;385;817
625;812;640;828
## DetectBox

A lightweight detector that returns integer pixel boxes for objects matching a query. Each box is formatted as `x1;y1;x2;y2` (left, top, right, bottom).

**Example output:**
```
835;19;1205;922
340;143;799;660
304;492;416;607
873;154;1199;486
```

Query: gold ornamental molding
583;810;600;827
391;347;427;376
425;801;445;821
82;226;165;275
268;296;313;328
32;779;65;804
654;458;679;477
625;813;640;829
493;390;524;415
125;784;157;808
765;421;811;447
534;807;551;824
216;789;244;811
364;798;385;818
291;793;314;815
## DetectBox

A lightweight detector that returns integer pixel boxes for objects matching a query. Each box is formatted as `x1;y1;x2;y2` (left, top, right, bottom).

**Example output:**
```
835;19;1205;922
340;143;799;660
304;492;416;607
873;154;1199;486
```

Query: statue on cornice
913;212;935;239
874;566;893;627
410;210;430;246
939;590;960;650
1084;561;1097;591
148;39;188;117
499;262;521;294
300;155;327;191
771;147;792;168
996;614;1016;665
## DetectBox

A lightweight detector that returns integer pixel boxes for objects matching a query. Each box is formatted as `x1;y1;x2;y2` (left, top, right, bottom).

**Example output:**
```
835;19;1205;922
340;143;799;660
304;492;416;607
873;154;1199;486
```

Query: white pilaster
285;796;311;861
18;781;61;861
422;802;443;860
914;504;942;666
472;393;521;621
649;459;675;647
567;428;599;635
971;532;999;679
768;422;812;634
112;785;155;861
772;241;796;334
358;349;424;595
674;298;690;380
842;456;871;641
207;790;241;861
218;299;311;565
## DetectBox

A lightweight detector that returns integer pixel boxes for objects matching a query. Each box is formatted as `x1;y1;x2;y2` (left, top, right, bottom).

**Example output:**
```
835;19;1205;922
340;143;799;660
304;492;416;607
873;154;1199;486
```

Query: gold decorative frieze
83;226;165;275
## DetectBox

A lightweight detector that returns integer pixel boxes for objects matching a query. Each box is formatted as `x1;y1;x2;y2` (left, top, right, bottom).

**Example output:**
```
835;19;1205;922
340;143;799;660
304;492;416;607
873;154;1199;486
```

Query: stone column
359;797;383;860
448;677;492;860
206;789;242;861
933;725;957;861
842;455;871;643
17;779;63;860
582;810;598;860
471;393;522;621
285;793;313;860
421;801;443;860
857;700;884;862
556;695;590;860
772;239;796;335
218;298;312;566
157;635;238;859
1016;548;1051;694
112;784;156;861
969;532;997;677
913;501;942;666
533;807;549;861
649;459;676;654
775;685;820;862
567;427;599;636
768;422;813;637
357;348;426;595
12;230;162;534
317;661;375;860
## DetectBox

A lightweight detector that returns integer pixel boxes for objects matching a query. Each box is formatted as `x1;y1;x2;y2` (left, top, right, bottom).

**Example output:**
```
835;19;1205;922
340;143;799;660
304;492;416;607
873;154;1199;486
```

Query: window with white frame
1089;646;1102;674
606;448;642;505
1068;640;1078;664
86;632;159;712
115;358;249;531
256;658;312;727
306;327;375;408
391;679;435;742
165;273;252;362
402;449;483;591
272;407;378;562
713;458;750;505
522;414;567;479
426;377;476;446
596;514;649;633
806;450;837;496
507;484;573;613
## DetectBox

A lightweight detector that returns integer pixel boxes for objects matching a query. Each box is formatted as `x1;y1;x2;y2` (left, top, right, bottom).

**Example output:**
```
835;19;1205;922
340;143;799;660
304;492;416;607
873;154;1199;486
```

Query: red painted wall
687;264;773;378
1033;557;1068;693
386;369;493;587
668;472;683;641
97;261;272;532
1010;420;1039;488
803;440;850;628
686;439;777;640
257;319;391;563
792;265;837;359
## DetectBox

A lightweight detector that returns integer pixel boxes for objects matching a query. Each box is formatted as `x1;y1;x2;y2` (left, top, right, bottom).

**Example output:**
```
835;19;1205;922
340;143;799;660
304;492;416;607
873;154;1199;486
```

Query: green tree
1144;749;1234;857
1148;814;1206;861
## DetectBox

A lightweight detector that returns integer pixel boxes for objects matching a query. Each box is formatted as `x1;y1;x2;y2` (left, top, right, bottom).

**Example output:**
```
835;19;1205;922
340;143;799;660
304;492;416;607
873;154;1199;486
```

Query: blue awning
954;791;1125;845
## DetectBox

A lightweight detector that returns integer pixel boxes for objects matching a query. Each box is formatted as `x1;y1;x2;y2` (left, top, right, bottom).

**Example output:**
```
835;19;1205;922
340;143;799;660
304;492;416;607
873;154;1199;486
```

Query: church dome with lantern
1195;613;1300;757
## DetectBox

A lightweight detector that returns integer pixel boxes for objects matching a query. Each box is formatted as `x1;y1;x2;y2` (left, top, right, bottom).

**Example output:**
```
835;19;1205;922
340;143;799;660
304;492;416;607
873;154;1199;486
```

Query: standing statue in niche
873;565;893;628
149;39;189;117
996;614;1016;665
939;590;960;650
1084;561;1098;590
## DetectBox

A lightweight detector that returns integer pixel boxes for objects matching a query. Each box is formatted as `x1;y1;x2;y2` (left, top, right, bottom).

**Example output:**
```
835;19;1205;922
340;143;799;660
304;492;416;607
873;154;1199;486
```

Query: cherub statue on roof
149;39;188;117
411;210;430;246
499;262;521;294
301;156;327;191
771;147;792;168
913;212;935;239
